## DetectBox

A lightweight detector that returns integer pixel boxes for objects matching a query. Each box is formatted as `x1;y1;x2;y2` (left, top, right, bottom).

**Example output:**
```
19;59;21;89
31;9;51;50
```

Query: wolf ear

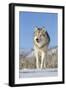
42;26;46;32
34;26;37;31
34;26;38;33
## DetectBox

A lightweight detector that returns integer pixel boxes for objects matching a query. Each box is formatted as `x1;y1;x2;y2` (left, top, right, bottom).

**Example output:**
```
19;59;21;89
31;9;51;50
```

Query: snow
19;68;58;78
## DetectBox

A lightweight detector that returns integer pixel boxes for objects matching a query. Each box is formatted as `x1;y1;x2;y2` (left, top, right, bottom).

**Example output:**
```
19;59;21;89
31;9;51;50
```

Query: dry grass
19;47;58;69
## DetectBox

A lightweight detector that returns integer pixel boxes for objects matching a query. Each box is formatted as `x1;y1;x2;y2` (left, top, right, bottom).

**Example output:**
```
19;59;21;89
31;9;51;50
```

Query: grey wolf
34;27;50;69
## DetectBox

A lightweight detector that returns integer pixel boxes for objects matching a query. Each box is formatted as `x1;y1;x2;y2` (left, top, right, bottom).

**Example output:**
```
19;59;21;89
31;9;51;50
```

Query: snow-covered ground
19;68;58;78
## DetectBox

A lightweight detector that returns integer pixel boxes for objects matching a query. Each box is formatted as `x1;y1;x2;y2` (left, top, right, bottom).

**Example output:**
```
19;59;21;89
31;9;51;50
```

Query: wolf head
34;27;50;48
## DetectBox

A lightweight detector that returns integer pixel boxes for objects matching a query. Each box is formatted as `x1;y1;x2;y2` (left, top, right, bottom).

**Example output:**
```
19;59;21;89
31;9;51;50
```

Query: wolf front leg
35;52;39;69
41;52;45;69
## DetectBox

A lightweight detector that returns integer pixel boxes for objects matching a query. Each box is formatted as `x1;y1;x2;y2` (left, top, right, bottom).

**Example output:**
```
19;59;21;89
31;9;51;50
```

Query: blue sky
19;11;58;49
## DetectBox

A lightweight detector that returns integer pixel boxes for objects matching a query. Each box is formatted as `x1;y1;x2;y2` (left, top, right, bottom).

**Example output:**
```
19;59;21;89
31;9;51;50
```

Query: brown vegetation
19;47;58;69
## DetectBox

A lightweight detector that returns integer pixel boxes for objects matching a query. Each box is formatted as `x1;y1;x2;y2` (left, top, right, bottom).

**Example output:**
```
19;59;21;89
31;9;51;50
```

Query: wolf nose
36;38;39;42
36;38;38;41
